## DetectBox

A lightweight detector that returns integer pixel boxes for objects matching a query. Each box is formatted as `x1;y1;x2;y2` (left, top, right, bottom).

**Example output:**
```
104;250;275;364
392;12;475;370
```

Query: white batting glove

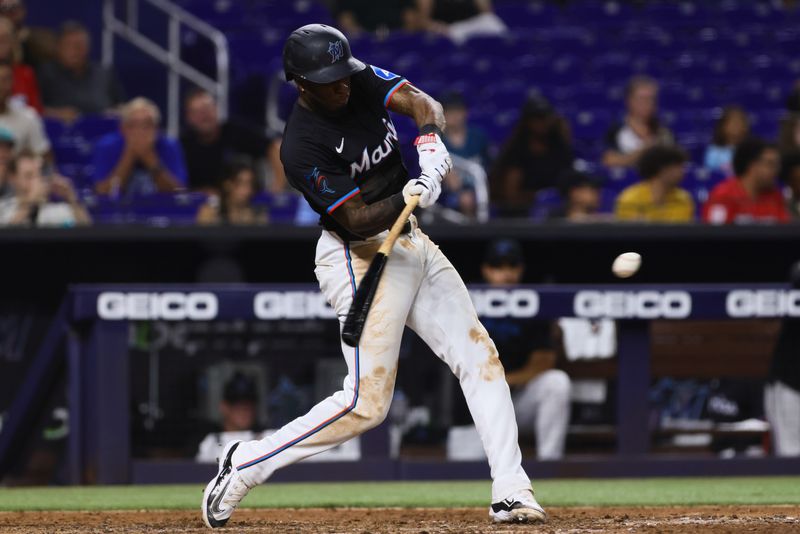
402;173;441;209
415;132;452;182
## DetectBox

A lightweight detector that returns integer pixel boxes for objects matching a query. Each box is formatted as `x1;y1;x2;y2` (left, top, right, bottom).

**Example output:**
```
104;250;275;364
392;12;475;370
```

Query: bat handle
378;195;419;256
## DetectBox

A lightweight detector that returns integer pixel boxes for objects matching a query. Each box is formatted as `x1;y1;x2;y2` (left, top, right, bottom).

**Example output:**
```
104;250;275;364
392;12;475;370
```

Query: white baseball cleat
202;440;252;528
489;489;547;523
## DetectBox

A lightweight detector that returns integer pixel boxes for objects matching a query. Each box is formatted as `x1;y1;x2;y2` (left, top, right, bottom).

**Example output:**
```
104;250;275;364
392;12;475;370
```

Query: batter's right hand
403;173;441;208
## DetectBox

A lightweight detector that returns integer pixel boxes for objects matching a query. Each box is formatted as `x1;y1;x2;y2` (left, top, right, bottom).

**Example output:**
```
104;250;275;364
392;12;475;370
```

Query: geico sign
470;289;539;318
726;290;800;318
97;292;218;320
574;291;691;319
254;291;336;319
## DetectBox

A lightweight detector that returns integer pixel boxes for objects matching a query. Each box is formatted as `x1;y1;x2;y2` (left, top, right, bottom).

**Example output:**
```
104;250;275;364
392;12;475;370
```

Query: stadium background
1;0;800;532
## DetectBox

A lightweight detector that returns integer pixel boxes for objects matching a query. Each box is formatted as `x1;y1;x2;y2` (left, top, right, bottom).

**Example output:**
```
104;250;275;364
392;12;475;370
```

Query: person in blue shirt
92;97;187;197
437;92;490;216
440;91;490;168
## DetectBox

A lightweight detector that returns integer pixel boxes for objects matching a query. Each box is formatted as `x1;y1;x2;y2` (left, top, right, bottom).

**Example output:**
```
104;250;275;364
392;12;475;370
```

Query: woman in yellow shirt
615;145;695;222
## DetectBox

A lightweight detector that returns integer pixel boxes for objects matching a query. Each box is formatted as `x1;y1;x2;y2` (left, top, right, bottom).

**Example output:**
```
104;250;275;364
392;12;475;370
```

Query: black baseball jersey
281;65;411;241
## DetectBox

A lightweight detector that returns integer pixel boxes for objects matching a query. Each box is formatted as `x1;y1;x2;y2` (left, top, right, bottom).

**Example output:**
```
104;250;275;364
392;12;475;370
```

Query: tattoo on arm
331;193;405;238
388;83;446;132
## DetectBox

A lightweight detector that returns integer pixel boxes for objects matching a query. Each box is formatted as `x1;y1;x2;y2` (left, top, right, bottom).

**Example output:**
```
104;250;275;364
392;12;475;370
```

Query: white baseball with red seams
612;252;642;278
231;219;533;503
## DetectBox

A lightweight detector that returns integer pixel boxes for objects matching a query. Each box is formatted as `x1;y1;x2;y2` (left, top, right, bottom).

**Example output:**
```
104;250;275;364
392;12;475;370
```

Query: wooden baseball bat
341;195;420;347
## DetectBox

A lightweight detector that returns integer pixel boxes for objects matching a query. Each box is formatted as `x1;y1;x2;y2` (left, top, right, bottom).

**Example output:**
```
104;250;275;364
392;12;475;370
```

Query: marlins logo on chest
348;119;398;178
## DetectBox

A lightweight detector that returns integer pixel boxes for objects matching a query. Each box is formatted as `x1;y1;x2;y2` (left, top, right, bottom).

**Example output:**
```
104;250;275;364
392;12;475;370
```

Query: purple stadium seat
529;187;562;221
73;115;120;142
495;1;558;30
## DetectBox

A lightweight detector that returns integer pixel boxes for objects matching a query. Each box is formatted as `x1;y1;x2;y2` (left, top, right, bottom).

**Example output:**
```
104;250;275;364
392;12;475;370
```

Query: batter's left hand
414;133;452;182
403;173;441;208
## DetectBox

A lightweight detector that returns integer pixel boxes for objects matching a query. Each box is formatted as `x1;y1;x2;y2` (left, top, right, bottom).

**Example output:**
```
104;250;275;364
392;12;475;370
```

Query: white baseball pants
512;369;571;460
232;225;533;501
764;380;800;457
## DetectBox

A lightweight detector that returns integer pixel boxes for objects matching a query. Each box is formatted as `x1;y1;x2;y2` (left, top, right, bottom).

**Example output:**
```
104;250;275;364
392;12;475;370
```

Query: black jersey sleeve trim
326;187;361;214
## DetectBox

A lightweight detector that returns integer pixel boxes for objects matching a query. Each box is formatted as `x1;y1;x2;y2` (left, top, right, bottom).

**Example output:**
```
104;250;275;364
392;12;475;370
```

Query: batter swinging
203;24;546;528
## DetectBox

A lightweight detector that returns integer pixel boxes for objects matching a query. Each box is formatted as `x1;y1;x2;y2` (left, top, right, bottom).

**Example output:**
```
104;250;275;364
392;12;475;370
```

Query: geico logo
726;290;800;318
97;292;218;320
469;289;539;318
574;291;691;319
254;291;336;319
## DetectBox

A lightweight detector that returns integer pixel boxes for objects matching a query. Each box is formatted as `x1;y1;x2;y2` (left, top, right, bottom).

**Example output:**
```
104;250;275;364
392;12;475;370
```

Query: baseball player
203;24;545;528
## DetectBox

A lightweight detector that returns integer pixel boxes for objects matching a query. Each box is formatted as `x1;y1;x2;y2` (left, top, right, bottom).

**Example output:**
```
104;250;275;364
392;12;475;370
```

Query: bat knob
341;329;359;347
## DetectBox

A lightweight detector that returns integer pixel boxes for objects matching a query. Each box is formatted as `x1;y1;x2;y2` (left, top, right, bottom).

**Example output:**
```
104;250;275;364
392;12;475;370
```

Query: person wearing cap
437;91;490;217
475;239;571;460
0;125;15;197
615;145;695;223
440;91;490;169
203;24;547;528
195;372;261;464
490;93;574;217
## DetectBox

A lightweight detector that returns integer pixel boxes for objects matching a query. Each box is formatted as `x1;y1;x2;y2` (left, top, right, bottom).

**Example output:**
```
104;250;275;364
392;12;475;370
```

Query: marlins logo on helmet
328;40;343;63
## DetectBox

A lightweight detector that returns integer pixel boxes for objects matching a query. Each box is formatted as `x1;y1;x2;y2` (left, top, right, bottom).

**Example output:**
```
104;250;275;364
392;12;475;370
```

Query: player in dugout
202;24;546;528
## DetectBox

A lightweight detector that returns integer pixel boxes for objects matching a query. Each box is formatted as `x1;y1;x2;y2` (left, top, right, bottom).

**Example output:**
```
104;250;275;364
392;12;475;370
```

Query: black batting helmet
283;24;366;84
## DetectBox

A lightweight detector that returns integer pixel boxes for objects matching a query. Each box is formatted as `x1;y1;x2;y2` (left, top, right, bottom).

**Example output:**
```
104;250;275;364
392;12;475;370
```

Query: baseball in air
612;252;642;278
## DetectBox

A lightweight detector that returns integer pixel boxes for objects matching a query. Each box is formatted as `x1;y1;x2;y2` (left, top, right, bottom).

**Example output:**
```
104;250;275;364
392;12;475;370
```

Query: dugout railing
2;284;800;484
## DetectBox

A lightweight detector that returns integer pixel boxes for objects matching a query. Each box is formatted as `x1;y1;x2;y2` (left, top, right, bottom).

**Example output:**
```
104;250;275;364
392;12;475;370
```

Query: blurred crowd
1;0;800;227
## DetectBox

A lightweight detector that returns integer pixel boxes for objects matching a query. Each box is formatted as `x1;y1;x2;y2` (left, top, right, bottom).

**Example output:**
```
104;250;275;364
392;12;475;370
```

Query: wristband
419;124;444;138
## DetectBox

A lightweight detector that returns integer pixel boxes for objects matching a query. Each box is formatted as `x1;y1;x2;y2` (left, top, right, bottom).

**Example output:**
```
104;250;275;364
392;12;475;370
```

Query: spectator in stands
436;92;490;218
414;0;508;44
0;126;14;197
615;145;694;222
0;61;49;158
602;76;674;168
547;170;603;222
479;239;571;459
778;113;800;156
37;21;124;122
765;261;800;457
440;92;490;169
0;17;39;112
0;149;90;226
334;0;417;36
92;97;186;197
196;372;261;463
196;160;268;225
702;139;789;224
181;88;285;194
490;93;574;217
0;0;55;68
781;151;800;219
704;106;750;175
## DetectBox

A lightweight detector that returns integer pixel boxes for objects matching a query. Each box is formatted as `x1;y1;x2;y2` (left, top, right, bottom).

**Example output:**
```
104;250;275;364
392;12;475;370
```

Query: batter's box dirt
1;506;799;533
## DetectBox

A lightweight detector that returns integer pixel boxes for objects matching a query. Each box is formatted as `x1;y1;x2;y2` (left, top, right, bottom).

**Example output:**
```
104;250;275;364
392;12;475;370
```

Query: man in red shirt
703;139;789;224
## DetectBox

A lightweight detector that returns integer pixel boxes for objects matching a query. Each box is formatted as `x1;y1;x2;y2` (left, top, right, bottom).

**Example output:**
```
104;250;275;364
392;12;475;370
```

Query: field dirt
1;506;799;533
